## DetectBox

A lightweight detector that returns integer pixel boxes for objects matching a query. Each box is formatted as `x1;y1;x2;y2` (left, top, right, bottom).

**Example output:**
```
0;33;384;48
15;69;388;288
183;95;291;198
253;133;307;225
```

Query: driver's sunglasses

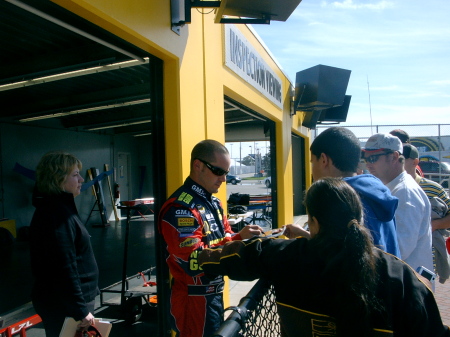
197;158;229;176
364;151;393;164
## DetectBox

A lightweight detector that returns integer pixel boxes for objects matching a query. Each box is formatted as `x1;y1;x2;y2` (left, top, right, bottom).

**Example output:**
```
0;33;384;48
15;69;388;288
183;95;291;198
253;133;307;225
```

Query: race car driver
158;139;263;337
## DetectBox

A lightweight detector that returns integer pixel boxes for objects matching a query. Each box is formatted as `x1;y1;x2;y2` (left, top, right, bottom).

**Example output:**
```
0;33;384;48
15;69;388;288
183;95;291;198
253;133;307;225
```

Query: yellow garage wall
219;24;297;227
291;114;313;190
52;0;309;224
51;0;312;322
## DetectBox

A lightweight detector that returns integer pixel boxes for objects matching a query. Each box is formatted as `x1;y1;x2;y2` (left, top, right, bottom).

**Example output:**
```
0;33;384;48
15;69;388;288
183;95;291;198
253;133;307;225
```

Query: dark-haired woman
29;152;99;337
199;177;450;336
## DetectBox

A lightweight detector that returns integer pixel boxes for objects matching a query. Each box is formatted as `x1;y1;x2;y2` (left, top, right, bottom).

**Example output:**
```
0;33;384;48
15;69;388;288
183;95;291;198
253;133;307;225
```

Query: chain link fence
214;279;280;337
315;124;450;154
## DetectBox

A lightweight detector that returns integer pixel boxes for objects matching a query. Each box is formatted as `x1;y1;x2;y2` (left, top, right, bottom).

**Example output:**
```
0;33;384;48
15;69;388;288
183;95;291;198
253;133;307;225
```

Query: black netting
213;279;280;337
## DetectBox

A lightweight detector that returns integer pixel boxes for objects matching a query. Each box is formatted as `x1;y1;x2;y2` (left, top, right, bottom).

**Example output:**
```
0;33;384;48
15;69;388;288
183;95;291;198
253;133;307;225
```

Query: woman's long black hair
305;177;382;336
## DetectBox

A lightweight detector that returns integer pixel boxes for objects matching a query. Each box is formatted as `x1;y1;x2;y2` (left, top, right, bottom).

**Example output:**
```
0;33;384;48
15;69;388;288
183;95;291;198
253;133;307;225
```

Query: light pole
229;143;233;174
249;145;253;176
239;143;242;174
255;143;259;175
230;144;233;161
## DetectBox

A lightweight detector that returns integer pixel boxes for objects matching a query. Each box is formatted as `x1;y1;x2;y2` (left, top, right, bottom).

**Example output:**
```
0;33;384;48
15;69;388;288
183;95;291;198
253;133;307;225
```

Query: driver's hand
239;224;264;239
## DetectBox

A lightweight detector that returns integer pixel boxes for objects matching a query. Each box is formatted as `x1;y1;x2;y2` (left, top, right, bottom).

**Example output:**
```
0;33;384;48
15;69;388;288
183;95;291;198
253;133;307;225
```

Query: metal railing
214;279;280;337
421;173;450;189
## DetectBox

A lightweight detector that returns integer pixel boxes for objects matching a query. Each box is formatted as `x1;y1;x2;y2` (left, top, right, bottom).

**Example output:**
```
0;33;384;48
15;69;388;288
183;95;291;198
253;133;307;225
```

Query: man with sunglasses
362;133;433;276
158;139;264;337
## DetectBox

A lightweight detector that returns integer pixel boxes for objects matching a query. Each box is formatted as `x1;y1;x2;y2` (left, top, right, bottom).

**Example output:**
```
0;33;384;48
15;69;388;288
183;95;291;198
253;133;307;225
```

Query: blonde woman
29;152;98;336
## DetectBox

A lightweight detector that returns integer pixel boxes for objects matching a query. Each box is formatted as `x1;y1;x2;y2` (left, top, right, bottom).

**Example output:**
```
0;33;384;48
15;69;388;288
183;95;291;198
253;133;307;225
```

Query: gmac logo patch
175;209;191;216
192;184;206;197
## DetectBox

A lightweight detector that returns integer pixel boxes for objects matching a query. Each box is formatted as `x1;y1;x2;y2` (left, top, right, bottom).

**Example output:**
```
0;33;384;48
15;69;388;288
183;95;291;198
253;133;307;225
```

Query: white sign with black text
224;26;283;110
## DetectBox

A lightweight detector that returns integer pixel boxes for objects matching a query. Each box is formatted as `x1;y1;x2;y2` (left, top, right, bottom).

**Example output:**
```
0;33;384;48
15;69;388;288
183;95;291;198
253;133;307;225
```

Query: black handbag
228;193;250;205
229;205;247;214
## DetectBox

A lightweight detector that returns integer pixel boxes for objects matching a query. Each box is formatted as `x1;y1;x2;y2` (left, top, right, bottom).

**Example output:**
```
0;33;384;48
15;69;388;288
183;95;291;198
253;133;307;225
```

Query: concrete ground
436;278;450;326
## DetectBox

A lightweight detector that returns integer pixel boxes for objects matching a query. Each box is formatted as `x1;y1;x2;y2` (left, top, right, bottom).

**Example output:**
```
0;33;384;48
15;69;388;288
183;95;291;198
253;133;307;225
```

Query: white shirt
386;171;433;272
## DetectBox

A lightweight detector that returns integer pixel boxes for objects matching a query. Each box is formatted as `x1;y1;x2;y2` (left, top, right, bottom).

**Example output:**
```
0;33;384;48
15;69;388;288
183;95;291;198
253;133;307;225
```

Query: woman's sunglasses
196;158;229;176
364;151;393;164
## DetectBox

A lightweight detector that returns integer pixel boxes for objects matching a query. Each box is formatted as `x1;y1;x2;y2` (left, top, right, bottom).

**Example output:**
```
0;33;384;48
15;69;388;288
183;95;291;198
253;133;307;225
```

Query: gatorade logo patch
178;217;195;227
178;192;193;204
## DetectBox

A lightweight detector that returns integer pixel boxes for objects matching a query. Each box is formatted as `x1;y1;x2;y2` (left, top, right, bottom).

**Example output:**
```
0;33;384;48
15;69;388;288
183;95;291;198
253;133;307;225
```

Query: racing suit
158;177;242;337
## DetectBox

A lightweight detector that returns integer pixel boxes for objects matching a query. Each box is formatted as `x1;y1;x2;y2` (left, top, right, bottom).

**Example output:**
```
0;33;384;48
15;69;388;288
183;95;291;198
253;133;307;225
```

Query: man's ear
320;153;332;168
193;158;202;171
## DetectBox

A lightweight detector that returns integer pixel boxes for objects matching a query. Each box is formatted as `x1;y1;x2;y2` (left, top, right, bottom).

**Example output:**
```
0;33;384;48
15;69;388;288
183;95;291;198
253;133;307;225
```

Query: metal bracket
171;0;221;34
171;0;271;32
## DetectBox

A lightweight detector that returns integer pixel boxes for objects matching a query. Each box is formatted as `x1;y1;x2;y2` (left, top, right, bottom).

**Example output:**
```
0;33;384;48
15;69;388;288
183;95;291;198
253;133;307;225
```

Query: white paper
94;318;112;337
59;317;112;337
59;317;79;337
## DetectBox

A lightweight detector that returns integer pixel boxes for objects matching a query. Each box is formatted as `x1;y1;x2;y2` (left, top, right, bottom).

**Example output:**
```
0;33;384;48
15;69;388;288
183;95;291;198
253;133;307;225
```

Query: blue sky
251;0;450;126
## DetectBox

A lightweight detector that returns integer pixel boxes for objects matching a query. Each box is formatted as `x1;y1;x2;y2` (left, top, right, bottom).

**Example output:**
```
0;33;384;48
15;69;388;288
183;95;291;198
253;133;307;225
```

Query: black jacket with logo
30;189;99;321
200;237;450;337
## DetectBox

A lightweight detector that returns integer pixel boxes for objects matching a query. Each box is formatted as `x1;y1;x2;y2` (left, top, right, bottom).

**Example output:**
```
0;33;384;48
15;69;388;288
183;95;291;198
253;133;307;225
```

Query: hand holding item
259;227;286;238
78;313;95;329
239;224;264;239
283;224;311;239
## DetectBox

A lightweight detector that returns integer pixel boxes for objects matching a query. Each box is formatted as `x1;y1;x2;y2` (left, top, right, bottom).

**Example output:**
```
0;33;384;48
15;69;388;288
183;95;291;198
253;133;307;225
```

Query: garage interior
0;0;277;330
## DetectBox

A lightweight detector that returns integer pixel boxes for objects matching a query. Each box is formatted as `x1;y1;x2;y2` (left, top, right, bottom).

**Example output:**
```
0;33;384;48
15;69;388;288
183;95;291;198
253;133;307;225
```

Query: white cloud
252;0;450;128
430;80;450;86
323;0;394;10
342;103;450;126
370;85;399;92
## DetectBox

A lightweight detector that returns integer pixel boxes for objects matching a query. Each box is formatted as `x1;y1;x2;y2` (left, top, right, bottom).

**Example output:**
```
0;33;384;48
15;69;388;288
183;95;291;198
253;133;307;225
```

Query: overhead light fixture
224;107;240;112
225;119;256;125
1;58;149;92
86;119;151;131
133;133;152;137
6;0;146;62
19;99;151;123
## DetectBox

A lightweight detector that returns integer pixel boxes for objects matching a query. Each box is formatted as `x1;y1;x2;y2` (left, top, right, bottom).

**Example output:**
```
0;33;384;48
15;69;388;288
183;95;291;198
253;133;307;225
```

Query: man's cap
362;133;403;153
403;144;419;159
389;129;410;143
